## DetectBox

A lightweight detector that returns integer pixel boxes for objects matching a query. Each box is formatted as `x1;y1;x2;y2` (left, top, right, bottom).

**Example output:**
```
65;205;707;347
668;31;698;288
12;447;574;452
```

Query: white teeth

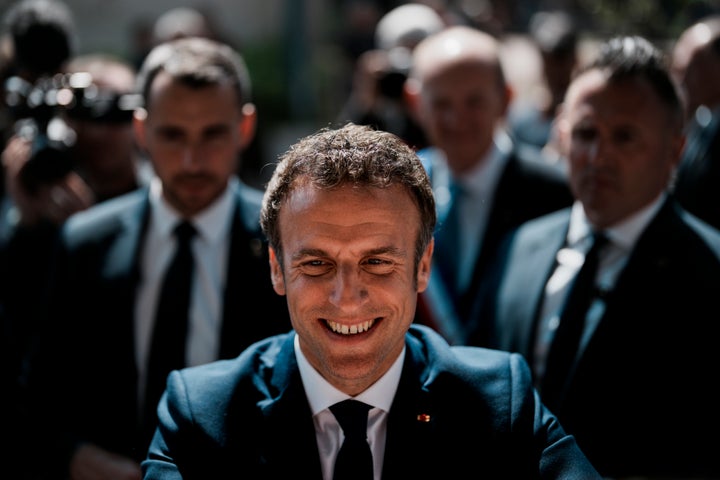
328;319;375;335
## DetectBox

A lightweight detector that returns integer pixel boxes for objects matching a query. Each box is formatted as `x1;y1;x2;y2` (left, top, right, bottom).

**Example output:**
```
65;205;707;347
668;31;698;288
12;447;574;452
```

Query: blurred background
1;0;718;187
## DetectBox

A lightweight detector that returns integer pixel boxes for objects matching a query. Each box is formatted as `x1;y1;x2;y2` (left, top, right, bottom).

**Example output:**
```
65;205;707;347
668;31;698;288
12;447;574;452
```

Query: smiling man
142;122;601;480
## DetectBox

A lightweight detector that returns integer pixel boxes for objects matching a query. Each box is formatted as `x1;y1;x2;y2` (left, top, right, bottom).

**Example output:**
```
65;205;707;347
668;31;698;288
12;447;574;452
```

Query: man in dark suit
142;123;601;479
670;14;720;230
489;36;720;478
403;25;573;346
25;37;291;479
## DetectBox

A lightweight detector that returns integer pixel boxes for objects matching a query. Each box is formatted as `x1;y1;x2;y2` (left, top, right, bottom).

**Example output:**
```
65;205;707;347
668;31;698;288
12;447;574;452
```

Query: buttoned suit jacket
26;180;292;475
416;146;573;346
489;197;720;478
142;324;601;479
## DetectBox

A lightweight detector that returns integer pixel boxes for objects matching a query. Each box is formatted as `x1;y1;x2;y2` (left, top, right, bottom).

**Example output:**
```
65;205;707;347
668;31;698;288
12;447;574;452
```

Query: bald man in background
405;25;573;346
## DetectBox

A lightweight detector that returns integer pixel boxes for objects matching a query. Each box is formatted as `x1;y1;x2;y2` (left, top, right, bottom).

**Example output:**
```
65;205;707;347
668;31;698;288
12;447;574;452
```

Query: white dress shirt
135;176;236;408
295;334;404;480
532;194;665;381
452;133;510;292
420;132;510;344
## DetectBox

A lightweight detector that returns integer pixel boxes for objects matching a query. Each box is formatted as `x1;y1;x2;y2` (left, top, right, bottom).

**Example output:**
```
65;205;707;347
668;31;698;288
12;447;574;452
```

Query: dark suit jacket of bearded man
25;180;292;477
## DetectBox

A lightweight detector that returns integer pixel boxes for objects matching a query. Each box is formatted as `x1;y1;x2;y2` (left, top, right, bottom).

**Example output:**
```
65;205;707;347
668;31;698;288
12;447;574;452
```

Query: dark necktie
330;399;373;480
435;180;463;298
144;220;197;427
541;231;608;410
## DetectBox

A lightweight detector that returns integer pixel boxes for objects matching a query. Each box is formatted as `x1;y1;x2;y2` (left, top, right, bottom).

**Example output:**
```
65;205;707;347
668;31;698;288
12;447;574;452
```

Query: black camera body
377;46;412;100
4;72;137;192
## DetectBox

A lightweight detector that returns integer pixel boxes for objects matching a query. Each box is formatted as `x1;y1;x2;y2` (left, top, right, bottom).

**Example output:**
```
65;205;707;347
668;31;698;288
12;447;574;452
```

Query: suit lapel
96;192;150;414
104;191;149;282
495;211;569;356
382;336;437;479
587;198;680;345
522;219;568;355
256;335;324;478
219;196;262;356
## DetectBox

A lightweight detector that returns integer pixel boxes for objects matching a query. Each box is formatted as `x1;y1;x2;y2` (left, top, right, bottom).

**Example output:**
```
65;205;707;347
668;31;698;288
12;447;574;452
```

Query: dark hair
261;123;436;270
135;36;251;109
579;35;683;126
3;0;76;77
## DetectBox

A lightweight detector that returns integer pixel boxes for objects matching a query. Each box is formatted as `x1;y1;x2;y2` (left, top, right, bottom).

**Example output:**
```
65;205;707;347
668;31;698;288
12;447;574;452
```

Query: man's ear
553;104;570;157
268;247;286;296
416;238;433;293
238;103;257;151
403;77;422;124
133;108;148;150
501;83;514;116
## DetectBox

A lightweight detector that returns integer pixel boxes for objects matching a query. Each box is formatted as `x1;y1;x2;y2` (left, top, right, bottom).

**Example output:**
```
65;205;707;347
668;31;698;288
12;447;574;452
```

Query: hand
2;135;94;225
69;443;142;480
350;49;391;111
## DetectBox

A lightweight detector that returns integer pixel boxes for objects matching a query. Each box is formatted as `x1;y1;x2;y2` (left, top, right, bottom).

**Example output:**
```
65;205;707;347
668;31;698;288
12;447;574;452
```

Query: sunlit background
1;0;717;185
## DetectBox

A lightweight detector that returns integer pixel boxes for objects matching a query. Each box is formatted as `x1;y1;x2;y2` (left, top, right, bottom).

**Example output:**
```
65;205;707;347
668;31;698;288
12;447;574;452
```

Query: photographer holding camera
335;3;446;151
2;40;147;230
0;0;82;227
1;12;147;344
1;0;79;477
0;4;148;476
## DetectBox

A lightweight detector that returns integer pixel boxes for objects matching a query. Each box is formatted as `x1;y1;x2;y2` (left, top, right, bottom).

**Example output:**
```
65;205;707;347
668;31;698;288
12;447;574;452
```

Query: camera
377;46;412;100
4;72;138;193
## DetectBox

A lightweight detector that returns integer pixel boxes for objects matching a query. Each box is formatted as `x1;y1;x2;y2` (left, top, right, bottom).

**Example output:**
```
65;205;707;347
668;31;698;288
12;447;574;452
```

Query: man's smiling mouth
326;319;376;335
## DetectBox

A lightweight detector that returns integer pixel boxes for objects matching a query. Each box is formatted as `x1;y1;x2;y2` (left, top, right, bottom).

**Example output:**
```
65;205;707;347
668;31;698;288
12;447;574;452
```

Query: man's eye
300;260;332;276
572;127;596;142
612;129;634;144
364;258;394;274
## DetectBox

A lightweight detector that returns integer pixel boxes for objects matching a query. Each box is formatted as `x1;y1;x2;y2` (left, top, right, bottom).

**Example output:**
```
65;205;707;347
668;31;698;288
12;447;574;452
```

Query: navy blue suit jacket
490;198;720;478
26;180;291;475
143;325;601;479
417;145;573;346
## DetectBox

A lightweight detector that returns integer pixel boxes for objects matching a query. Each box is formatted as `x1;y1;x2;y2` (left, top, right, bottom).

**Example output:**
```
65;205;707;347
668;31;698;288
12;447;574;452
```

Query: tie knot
449;177;466;199
174;221;197;243
330;400;371;440
591;230;606;243
588;230;608;255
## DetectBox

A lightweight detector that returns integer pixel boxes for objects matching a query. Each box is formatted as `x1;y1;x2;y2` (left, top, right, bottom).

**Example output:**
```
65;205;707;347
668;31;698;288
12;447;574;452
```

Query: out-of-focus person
24;37;291;480
507;9;579;173
0;2;79;477
489;35;720;478
405;25;573;346
670;14;720;230
61;53;151;203
1;0;80;225
1;51;148;391
336;2;446;150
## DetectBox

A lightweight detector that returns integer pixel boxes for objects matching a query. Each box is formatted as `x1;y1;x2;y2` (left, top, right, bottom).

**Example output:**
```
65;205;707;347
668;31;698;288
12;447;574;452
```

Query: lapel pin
416;413;431;423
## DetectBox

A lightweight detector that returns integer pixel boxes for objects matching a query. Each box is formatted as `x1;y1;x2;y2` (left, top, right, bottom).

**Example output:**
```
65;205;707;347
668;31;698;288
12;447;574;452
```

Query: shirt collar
149;176;237;244
454;131;510;198
295;333;404;415
567;193;666;250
